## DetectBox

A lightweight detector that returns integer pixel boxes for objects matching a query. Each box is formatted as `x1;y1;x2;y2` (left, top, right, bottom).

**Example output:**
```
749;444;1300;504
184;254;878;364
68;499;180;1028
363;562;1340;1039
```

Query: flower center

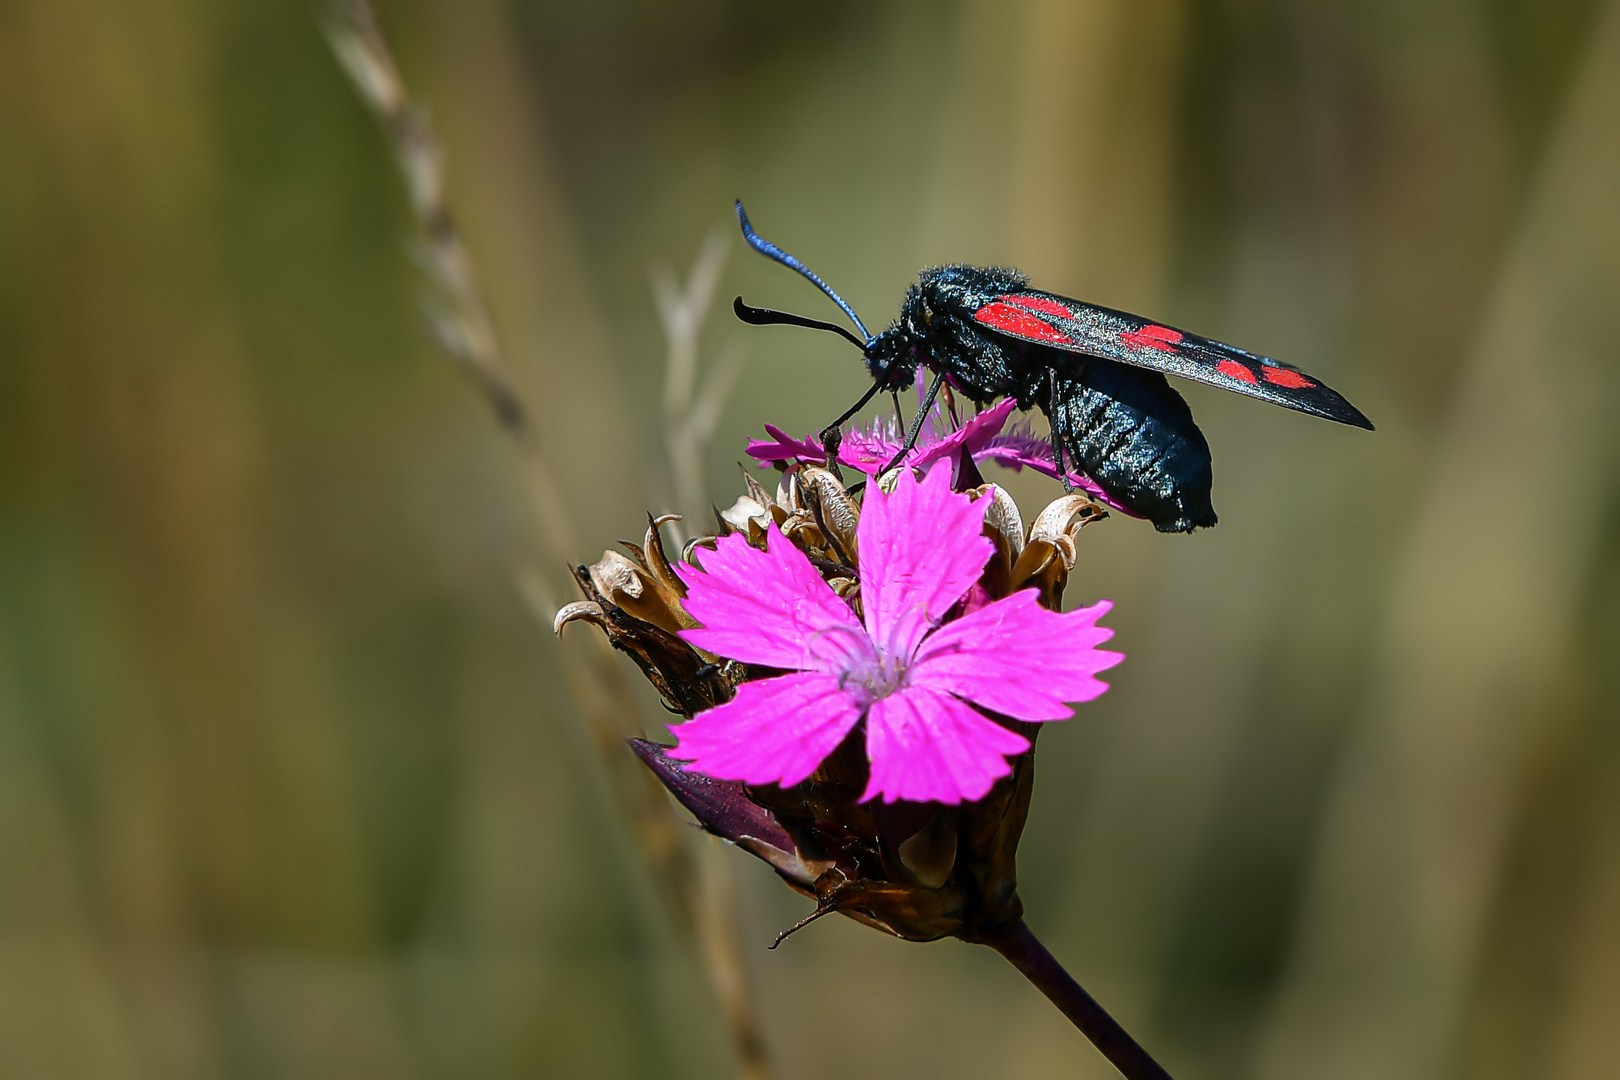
841;648;910;706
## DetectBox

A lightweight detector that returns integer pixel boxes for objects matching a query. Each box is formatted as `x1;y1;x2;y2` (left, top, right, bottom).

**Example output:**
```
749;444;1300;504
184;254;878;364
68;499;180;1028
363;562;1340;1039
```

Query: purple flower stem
982;920;1175;1080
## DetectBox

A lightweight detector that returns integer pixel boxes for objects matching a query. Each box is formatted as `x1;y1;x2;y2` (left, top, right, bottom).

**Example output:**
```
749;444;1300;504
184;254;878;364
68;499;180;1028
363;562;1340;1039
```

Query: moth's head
863;328;920;391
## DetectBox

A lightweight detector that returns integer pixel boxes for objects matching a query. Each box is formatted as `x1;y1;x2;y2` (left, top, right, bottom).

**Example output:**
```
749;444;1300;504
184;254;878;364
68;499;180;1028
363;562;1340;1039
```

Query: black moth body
735;206;1373;533
868;266;1218;532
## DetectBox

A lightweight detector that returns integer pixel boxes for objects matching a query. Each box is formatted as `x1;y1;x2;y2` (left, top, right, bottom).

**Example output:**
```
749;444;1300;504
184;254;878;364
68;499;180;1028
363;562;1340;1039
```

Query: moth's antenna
735;200;871;343
733;297;867;350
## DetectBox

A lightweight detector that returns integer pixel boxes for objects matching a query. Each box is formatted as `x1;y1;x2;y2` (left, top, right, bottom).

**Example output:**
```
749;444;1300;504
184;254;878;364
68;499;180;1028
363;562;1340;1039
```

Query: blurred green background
3;0;1619;1076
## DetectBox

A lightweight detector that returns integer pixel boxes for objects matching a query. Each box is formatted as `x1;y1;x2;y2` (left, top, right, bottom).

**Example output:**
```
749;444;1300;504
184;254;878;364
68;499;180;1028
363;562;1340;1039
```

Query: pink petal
1069;475;1137;515
860;686;1031;804
668;672;864;789
908;398;1020;471
838;411;949;476
857;466;993;660
978;434;1138;516
746;424;826;467
676;525;871;673
910;593;1123;721
841;401;1019;478
837;426;906;475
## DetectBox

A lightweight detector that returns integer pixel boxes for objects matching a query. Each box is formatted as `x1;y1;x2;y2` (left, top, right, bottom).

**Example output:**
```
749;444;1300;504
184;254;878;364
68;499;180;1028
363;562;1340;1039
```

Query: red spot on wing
1216;359;1259;384
1005;294;1073;319
1119;324;1183;352
974;302;1073;345
1262;366;1316;389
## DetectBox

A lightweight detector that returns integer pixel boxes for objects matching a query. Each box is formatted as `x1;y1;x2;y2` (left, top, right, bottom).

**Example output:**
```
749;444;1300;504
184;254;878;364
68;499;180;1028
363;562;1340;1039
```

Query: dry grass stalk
323;4;769;1076
651;231;748;532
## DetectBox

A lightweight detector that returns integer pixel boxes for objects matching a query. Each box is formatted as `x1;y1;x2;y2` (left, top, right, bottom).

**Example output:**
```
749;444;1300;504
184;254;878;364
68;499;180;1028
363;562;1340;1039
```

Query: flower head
561;453;1118;943
670;466;1121;804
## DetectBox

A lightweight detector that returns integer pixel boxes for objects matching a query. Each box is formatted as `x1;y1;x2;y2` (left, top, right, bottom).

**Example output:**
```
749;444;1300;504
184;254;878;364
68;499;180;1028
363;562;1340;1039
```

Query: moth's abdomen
1046;358;1216;533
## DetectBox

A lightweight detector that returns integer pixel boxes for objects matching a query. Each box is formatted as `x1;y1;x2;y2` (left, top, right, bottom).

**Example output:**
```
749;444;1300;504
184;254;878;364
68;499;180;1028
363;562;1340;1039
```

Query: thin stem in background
323;5;770;1077
981;920;1175;1080
651;230;747;534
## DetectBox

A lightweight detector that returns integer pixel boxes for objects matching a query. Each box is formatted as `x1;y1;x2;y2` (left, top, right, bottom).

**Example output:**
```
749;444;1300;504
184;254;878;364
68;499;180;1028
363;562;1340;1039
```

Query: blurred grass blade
323;4;771;1076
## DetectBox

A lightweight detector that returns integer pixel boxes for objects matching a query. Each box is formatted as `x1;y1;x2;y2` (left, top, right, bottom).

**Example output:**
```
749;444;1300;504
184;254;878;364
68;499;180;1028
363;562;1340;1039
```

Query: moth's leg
882;371;945;473
819;382;883;480
1048;375;1075;494
1052;431;1073;494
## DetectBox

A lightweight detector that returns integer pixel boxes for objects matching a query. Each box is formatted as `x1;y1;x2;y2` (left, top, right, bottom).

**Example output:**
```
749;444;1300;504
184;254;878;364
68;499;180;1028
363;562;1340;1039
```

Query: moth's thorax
912;264;1029;319
867;264;1032;389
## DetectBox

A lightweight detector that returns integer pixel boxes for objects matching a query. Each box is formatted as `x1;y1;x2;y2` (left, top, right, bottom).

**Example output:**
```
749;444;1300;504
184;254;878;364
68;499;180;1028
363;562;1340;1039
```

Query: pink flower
669;466;1122;804
745;399;1138;516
